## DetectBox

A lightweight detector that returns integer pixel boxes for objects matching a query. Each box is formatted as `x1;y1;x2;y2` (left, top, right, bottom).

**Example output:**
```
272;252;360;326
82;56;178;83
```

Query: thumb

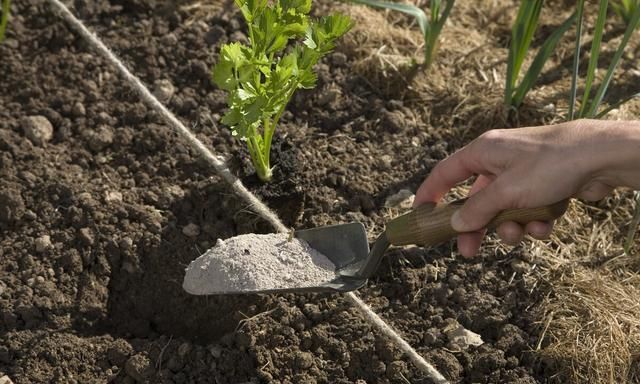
451;180;512;232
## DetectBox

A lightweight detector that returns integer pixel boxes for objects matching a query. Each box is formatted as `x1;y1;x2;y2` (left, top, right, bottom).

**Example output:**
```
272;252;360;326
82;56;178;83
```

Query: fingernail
451;210;466;232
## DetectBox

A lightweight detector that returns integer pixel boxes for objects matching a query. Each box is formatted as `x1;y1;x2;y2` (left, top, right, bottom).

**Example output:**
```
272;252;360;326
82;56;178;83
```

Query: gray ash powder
182;233;336;294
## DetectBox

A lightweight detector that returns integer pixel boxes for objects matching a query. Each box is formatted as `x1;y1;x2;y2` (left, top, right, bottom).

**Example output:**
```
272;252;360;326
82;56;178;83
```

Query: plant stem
248;136;271;182
577;0;608;118
0;0;10;43
625;191;640;255
586;3;640;117
568;0;585;121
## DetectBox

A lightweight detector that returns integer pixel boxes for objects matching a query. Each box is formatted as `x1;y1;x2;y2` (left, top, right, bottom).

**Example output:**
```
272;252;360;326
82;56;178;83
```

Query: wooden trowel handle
385;198;570;246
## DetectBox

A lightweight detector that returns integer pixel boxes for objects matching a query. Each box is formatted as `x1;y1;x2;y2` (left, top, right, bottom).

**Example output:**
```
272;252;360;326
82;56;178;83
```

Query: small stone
376;154;392;169
511;259;529;274
125;354;153;382
317;86;339;106
22;116;54;145
85;125;114;152
381;109;404;133
424;328;441;344
35;276;45;284
166;356;184;372
105;191;123;203
35;235;52;253
177;342;192;358
119;237;134;251
182;223;200;237
331;52;348;66
0;375;15;384
161;33;178;46
72;102;86;117
384;189;415;209
205;25;226;45
0;346;10;363
153;79;176;102
0;188;25;224
386;360;407;378
446;324;484;351
208;345;222;359
27;278;35;287
294;351;314;369
79;227;95;246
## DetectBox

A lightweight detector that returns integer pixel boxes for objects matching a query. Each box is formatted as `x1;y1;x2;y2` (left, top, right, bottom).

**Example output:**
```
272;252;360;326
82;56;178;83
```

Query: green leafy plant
504;0;575;110
568;0;640;120
213;0;352;182
0;0;9;43
349;0;454;70
611;0;639;24
565;0;640;254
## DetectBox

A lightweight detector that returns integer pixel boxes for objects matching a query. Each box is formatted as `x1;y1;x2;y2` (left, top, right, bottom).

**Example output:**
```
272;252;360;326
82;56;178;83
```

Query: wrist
584;119;640;189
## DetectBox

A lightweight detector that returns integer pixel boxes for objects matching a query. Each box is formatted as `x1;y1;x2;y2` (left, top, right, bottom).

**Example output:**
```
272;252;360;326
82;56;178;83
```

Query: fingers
575;181;614;201
494;220;554;245
451;178;511;232
457;230;486;258
525;220;554;240
455;176;492;258
496;221;524;245
414;146;484;206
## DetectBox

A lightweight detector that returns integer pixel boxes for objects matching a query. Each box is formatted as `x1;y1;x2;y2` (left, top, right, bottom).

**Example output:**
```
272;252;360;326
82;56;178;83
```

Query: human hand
413;119;640;257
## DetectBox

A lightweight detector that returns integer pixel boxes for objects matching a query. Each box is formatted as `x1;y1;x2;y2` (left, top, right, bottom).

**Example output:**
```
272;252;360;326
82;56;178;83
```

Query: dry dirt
0;0;638;383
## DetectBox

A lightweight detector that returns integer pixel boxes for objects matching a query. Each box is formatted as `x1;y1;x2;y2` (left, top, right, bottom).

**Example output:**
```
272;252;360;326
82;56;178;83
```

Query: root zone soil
0;1;581;383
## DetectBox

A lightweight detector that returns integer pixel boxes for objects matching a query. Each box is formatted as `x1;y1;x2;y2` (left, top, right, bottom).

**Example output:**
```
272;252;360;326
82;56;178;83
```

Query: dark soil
0;0;593;383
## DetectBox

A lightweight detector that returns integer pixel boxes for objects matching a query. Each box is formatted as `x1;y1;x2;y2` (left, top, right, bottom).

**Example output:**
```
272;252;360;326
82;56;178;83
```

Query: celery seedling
213;0;352;182
504;1;575;109
349;0;454;70
0;0;9;43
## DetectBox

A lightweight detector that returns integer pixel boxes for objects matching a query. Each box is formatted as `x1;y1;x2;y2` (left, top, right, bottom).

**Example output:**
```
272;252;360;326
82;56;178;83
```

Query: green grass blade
586;3;640;116
568;0;585;121
0;0;10;43
624;191;640;255
349;0;428;35
577;0;609;117
349;0;452;69
512;11;576;107
612;0;639;24
594;91;640;118
505;0;543;107
423;0;454;68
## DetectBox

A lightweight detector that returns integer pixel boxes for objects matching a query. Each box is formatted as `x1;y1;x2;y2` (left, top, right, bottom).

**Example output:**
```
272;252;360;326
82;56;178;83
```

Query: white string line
46;1;448;382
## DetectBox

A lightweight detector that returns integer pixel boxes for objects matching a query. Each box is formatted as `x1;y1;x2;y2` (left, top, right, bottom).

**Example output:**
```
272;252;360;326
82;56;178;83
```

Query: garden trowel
293;198;569;293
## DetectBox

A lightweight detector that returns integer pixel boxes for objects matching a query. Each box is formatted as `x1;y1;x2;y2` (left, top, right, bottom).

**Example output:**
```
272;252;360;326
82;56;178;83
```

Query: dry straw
46;0;448;382
530;190;640;384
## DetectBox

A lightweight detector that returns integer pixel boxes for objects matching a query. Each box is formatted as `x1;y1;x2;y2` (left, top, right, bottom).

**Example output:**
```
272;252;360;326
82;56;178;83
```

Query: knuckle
479;129;507;146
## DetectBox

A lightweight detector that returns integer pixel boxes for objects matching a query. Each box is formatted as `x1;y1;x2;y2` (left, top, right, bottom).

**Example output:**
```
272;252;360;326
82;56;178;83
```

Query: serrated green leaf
280;0;311;14
221;107;242;127
236;0;268;22
298;69;317;89
320;14;354;39
212;60;236;91
237;88;256;100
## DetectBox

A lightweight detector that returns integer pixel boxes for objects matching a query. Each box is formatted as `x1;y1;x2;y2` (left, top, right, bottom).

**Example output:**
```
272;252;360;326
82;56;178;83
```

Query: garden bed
0;0;638;383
